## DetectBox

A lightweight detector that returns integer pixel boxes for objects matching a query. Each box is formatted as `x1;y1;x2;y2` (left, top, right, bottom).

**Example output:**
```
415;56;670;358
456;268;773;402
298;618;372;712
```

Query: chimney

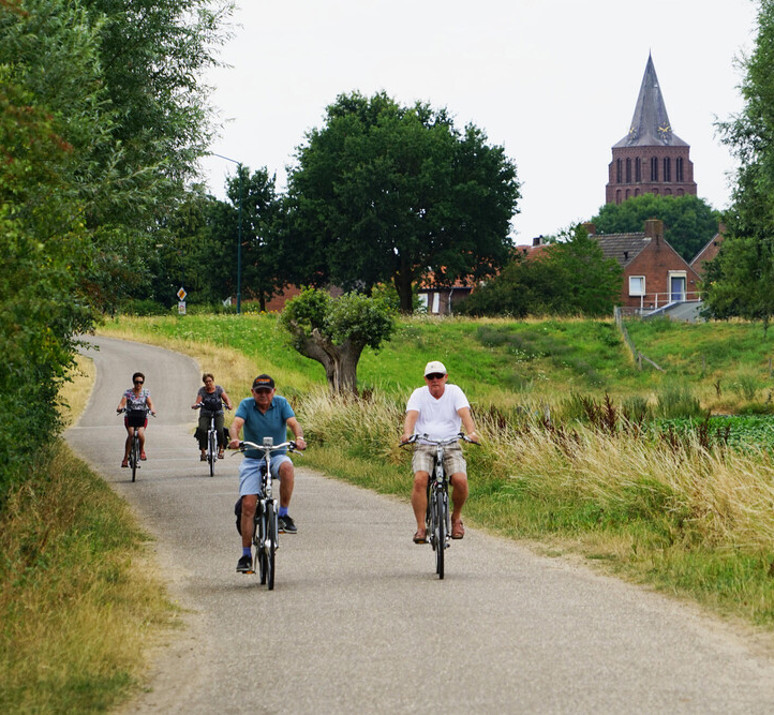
532;235;544;246
644;218;664;243
582;222;596;236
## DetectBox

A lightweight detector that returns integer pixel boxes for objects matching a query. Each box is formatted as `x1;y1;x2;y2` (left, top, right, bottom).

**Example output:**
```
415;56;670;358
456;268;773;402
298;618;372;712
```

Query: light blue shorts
238;455;292;496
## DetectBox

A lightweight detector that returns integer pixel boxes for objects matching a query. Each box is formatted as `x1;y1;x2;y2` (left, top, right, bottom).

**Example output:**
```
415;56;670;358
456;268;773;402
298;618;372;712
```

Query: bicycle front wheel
208;431;216;476
130;435;139;482
265;501;277;590
433;490;446;579
254;505;267;584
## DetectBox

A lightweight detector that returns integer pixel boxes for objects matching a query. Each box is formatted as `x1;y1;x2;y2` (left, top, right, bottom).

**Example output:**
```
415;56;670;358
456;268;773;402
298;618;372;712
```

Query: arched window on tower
635;157;641;182
616;159;622;183
626;158;632;183
616;189;622;204
676;157;684;182
663;157;671;182
651;157;658;182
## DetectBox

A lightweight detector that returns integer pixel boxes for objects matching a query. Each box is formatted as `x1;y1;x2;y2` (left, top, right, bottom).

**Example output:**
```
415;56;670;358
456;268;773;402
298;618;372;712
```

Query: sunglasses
134;380;144;385
425;373;445;380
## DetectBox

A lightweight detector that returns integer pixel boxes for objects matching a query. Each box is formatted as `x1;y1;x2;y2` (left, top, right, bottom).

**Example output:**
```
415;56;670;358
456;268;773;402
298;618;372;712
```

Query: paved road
67;336;774;713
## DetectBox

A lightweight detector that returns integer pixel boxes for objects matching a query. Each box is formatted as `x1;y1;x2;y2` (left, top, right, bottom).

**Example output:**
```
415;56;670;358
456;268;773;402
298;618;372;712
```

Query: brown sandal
413;529;428;544
451;520;465;539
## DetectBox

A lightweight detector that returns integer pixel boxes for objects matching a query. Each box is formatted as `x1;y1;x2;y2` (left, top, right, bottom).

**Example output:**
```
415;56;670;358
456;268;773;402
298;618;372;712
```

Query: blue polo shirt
235;395;295;458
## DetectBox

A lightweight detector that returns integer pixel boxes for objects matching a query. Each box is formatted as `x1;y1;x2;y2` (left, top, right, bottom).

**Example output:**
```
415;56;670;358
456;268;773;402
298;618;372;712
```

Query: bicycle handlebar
237;440;303;454
400;432;479;447
193;403;231;410
117;407;156;417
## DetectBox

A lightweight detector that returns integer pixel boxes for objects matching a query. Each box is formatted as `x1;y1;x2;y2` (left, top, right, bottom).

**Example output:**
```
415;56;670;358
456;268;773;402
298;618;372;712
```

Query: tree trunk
286;322;364;394
393;264;414;313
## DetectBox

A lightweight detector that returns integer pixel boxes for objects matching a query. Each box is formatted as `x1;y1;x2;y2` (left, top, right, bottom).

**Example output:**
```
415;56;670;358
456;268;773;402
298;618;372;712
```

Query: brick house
690;227;725;280
585;219;700;311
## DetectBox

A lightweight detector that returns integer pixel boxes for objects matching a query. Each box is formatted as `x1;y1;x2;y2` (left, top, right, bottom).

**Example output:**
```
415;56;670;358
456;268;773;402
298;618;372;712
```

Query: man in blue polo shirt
228;374;307;573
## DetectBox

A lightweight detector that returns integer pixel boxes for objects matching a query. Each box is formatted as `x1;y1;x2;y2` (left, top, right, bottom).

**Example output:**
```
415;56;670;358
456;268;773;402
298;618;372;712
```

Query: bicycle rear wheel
130;435;139;482
265;501;277;590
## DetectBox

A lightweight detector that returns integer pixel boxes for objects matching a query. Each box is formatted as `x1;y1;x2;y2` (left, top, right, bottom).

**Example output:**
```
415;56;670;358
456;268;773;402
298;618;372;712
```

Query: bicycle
236;437;300;590
402;433;476;579
118;407;153;482
194;403;229;477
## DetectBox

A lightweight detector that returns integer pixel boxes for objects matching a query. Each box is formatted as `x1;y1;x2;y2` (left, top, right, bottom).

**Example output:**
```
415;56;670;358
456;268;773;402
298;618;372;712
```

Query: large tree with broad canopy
284;91;521;312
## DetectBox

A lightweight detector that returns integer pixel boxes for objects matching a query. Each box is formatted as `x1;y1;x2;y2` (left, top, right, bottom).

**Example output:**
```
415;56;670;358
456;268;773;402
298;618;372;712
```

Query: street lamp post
212;153;243;314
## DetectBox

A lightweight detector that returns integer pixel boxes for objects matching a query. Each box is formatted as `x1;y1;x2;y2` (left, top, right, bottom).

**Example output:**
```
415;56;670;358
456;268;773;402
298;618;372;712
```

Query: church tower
606;54;697;204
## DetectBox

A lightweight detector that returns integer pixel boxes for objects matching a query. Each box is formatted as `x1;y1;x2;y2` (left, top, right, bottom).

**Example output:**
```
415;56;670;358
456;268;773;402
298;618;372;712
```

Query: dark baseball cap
252;374;275;391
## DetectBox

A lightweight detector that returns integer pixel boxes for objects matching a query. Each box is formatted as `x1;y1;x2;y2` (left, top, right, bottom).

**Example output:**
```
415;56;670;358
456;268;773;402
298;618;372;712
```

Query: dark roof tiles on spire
613;54;688;148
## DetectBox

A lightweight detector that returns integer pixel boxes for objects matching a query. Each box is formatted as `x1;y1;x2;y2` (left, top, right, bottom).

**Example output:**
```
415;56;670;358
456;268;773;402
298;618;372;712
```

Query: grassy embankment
100;313;774;629
0;356;179;713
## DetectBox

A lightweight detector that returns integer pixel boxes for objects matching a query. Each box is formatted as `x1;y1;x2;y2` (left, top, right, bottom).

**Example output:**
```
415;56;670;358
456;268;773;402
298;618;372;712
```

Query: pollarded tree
280;288;396;394
285;91;521;312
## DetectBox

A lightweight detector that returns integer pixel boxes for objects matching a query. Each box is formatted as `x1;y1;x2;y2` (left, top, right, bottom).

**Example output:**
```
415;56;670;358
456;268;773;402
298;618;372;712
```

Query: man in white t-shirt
401;360;479;543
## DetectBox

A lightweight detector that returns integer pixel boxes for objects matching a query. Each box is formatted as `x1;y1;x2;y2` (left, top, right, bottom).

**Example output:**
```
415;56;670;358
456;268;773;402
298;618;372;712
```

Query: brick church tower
606;54;697;204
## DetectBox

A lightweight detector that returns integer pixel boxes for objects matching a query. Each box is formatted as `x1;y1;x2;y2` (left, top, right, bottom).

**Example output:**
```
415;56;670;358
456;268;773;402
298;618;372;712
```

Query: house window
629;276;646;296
668;271;687;302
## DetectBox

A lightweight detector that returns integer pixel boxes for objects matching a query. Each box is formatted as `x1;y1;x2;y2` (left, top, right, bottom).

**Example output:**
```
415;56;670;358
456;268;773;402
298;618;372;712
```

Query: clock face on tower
657;123;672;141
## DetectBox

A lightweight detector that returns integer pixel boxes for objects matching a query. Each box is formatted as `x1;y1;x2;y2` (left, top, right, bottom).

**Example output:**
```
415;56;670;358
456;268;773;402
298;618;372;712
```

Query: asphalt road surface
66;336;774;714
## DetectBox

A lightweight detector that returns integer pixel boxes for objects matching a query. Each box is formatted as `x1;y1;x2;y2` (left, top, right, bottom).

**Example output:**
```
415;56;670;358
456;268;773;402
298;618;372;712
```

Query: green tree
702;236;774;333
590;194;720;262
280;288;396;394
461;226;621;317
0;71;95;501
0;0;232;499
225;166;286;311
285;91;521;312
705;0;774;327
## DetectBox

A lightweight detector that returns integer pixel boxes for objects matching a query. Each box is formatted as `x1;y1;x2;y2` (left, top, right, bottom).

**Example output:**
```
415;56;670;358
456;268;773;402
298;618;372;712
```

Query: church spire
614;53;687;148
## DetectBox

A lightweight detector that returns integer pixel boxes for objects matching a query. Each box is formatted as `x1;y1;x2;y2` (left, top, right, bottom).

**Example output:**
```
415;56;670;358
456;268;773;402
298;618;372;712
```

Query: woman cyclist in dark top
192;373;233;460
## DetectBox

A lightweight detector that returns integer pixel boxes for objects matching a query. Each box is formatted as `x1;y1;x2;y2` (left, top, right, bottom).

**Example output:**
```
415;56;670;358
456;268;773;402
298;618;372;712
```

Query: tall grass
0;444;177;712
296;389;774;624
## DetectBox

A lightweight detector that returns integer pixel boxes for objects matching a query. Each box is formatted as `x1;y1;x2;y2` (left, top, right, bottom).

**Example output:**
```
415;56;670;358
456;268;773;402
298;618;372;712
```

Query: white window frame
629;275;646;297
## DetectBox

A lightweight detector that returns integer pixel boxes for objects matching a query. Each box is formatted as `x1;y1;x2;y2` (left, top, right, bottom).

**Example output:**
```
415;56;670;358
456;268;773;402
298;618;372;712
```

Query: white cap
424;360;447;376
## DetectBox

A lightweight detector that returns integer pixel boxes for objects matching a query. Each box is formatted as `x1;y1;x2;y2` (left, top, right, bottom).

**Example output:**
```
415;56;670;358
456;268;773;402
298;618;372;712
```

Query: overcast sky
199;0;758;245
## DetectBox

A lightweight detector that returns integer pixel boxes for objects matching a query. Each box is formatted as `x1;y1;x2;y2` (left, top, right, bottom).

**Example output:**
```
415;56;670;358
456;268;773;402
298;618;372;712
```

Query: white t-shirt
406;384;470;442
